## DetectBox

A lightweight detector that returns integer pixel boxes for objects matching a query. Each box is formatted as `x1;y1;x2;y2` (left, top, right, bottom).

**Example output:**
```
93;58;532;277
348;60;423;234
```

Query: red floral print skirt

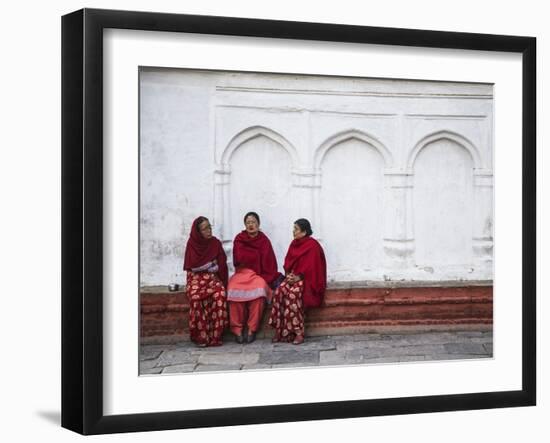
186;271;228;346
268;277;305;342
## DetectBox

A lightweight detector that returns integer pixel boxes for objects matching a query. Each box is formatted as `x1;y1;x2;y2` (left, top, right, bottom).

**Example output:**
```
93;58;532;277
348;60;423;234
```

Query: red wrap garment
283;236;327;308
183;217;228;288
232;230;282;287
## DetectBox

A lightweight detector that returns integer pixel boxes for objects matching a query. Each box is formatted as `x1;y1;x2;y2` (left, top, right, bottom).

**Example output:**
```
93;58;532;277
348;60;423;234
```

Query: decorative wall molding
314;129;394;169
216;85;493;100
404;114;488;120
220;125;299;168
407;130;483;170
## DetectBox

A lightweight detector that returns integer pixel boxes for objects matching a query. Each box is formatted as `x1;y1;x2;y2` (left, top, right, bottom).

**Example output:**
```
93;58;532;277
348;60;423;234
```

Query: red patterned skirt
268;277;305;342
186;271;228;346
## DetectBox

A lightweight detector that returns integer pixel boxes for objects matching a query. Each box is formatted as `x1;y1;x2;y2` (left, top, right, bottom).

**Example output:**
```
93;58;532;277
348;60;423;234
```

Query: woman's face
244;216;260;236
198;219;213;239
293;223;306;240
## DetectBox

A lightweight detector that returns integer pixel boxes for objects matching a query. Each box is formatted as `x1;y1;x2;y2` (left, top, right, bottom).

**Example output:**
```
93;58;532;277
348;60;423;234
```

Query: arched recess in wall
221;125;299;167
411;131;477;268
315;130;390;279
407;130;482;170
222;126;297;267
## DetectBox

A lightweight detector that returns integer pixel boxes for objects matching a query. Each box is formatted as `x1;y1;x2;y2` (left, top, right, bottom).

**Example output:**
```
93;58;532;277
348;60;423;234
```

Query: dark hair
243;211;260;225
195;216;209;233
294;218;313;236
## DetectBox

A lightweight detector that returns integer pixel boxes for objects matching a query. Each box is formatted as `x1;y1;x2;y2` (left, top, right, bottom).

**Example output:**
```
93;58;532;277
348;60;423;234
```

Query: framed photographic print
61;8;536;435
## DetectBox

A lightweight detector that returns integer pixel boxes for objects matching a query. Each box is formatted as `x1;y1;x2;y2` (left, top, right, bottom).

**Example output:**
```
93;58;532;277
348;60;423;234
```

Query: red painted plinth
140;285;492;343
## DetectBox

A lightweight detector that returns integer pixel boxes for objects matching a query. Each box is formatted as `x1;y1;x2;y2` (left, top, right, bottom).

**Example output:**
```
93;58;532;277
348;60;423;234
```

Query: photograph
59;6;536;434
139;67;494;375
2;0;546;438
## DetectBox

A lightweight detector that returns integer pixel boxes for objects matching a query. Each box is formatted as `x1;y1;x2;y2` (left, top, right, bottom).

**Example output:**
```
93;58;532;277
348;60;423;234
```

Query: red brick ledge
140;284;492;342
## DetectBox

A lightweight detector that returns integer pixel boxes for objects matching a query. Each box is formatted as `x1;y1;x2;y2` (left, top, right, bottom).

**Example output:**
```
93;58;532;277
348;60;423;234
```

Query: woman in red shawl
183;216;229;347
227;212;283;344
269;218;327;345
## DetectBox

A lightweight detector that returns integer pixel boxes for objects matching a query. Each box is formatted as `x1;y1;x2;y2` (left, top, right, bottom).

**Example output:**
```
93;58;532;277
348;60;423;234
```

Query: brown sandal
292;335;304;345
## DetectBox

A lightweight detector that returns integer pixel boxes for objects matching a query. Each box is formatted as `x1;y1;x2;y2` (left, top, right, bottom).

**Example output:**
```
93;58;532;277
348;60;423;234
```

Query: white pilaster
213;166;232;252
291;168;320;237
383;170;415;268
472;169;494;267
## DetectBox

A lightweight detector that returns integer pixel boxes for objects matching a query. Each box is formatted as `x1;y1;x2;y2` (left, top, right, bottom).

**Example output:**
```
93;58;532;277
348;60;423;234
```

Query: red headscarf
183;217;228;287
233;231;282;286
284;236;327;308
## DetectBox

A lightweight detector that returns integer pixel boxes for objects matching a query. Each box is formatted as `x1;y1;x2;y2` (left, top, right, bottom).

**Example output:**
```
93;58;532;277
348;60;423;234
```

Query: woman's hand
287;273;301;285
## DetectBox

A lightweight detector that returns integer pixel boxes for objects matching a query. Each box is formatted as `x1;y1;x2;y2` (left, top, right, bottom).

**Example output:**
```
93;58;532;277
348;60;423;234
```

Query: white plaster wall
140;68;493;286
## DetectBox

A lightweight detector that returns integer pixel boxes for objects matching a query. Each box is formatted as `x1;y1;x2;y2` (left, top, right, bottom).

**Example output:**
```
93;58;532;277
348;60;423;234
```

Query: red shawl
183;217;228;287
284;236;327;308
233;231;282;287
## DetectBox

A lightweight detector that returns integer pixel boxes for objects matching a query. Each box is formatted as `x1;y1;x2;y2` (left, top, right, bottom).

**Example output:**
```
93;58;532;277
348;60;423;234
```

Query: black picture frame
61;8;536;435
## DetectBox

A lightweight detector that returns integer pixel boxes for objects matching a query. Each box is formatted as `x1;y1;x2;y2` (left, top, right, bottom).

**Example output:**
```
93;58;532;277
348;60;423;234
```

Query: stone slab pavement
140;330;493;375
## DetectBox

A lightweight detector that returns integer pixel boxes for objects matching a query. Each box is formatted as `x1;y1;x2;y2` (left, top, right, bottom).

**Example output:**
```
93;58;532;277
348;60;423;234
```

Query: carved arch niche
315;130;390;279
411;133;479;268
214;126;298;266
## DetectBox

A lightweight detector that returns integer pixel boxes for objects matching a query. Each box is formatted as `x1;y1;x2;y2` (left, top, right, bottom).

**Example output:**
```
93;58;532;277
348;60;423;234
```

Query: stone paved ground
140;330;493;375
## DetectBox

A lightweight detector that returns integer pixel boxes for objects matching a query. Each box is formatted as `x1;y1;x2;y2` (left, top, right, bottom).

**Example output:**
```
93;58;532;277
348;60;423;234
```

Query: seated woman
227;212;283;344
269;218;326;345
183;216;229;347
